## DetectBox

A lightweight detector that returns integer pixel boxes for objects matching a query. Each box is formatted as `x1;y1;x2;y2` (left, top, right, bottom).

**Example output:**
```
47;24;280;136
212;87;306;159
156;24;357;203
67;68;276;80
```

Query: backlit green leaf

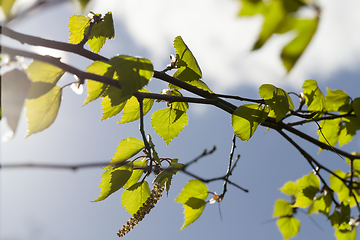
277;216;300;240
281;18;318;72
25;85;62;137
325;88;351;113
26;60;65;85
122;181;151;215
173;36;202;81
280;181;299;196
108;55;153;103
101;96;126;121
69;14;91;44
123;159;148;189
231;103;269;141
108;137;145;167
93;164;133;202
151;108;188;145
118;89;154;124
147;134;161;165
259;84;294;121
84;61;113;105
329;170;360;207
175;179;208;230
87;12;115;53
252;0;287;50
273;199;293;217
302;79;325;112
335;227;357;240
293;172;320;208
307;194;332;216
318;118;341;150
238;0;266;16
1;0;16;18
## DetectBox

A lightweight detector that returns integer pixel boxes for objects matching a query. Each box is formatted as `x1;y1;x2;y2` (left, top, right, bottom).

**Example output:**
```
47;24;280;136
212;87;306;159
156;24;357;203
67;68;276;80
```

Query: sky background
1;0;360;239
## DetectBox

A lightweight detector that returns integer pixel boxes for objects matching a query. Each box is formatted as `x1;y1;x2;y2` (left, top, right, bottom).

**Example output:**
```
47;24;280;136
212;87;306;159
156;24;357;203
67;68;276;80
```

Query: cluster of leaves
1;4;360;240
238;0;319;71
275;162;359;240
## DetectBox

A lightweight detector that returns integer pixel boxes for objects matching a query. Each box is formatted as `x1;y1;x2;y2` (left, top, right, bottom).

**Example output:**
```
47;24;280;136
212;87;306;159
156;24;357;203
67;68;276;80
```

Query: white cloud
92;0;360;93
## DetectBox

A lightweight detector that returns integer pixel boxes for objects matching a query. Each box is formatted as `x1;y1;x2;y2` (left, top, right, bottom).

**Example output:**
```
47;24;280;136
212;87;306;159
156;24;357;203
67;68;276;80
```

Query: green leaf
330;170;360;207
318;118;341;149
273;199;293;217
154;161;184;196
277;216;301;240
2;69;31;133
231;103;269;141
281;18;318;72
238;0;266;16
87;12;115;53
93;164;133;202
26;60;65;86
84;61;113;105
122;181;151;215
173;36;202;81
293;172;320;208
259;84;294;121
252;0;287;50
108;137;145;167
101;96;126;121
325;88;352;113
307;194;332;216
335;227;357;240
302;79;325;112
280;181;299;196
108;55;153;103
25;85;62;137
69;14;91;44
151;108;188;145
118;89;154;124
175;179;208;230
123;159;148;189
1;0;16;18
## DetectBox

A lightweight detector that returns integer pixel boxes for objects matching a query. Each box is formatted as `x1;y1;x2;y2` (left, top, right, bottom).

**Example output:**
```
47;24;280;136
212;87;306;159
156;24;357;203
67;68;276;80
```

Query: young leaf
101;96;126;121
335;227;357;240
93;164;133;202
302;79;325;112
25;85;62;137
84;61;113;105
231;103;269;141
173;36;202;81
151;108;188;145
175;179;208;230
123;159;148;189
108;137;145;167
252;0;287;50
307;194;332;216
330;170;360;207
122;181;151;215
87;12;115;53
259;84;294;121
318;118;341;150
273;199;293;217
68;14;91;44
108;55;153;103
118;89;154;124
279;181;299;196
293;172;320;208
281;18;318;72
147;134;161;165
325;88;351;113
26;60;65;85
277;216;300;240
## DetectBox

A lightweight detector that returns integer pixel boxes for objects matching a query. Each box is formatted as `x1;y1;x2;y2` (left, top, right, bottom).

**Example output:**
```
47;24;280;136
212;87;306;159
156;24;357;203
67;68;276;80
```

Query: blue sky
1;0;360;240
